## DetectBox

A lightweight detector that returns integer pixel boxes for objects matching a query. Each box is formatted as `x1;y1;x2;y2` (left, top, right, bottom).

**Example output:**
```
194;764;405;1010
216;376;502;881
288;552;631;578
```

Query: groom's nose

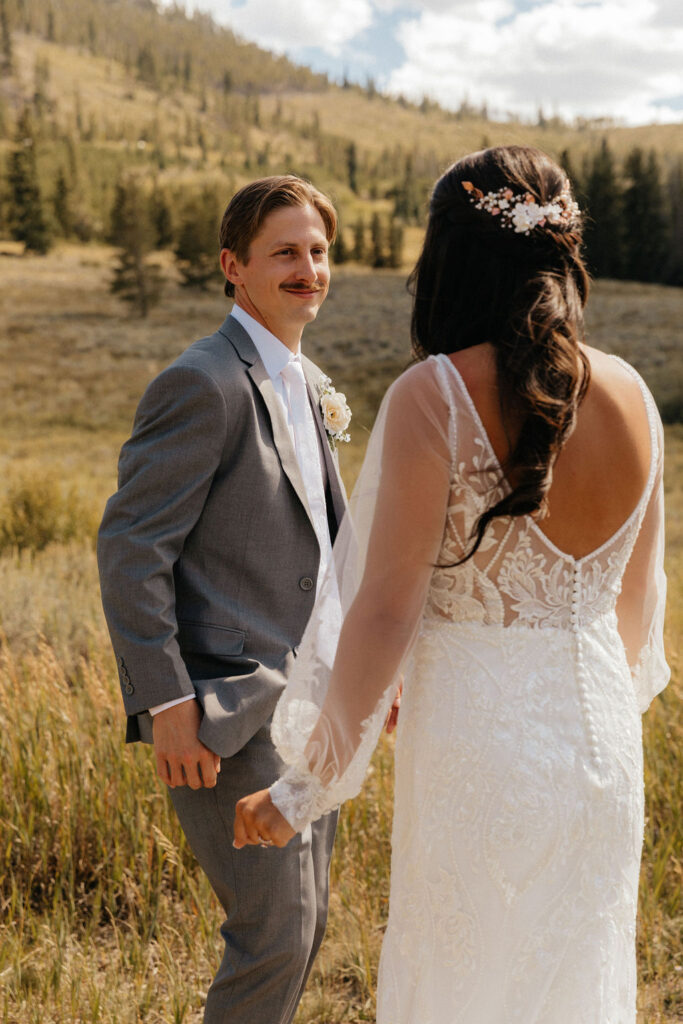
292;251;317;283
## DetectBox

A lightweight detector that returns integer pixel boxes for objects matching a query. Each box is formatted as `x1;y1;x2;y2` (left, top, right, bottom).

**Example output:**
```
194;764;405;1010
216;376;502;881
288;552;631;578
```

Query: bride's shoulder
582;346;656;419
379;358;452;434
385;357;450;407
584;345;643;387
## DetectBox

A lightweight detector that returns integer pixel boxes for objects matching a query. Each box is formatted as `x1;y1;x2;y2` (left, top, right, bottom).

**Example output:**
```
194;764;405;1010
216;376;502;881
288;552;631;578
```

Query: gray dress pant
169;725;337;1024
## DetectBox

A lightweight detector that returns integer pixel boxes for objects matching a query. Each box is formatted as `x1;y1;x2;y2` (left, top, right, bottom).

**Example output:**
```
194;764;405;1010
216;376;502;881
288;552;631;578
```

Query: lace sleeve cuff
270;766;331;834
632;643;670;714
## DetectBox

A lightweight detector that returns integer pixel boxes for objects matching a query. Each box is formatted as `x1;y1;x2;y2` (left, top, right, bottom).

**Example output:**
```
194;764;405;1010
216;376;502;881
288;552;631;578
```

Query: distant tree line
5;111;680;278
564;139;683;286
0;0;681;314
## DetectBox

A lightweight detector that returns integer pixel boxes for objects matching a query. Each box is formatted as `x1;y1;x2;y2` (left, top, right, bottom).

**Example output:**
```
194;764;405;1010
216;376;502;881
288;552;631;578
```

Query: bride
233;145;669;1023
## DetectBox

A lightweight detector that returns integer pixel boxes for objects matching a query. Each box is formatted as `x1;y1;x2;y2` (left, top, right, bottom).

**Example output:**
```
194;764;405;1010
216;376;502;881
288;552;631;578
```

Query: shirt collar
230;304;300;381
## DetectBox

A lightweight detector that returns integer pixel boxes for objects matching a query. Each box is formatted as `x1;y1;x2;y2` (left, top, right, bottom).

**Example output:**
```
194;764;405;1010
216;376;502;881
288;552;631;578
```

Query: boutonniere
318;375;351;450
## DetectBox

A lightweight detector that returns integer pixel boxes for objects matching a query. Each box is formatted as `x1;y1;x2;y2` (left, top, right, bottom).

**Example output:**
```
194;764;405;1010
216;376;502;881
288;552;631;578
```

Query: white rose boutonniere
318;375;351;450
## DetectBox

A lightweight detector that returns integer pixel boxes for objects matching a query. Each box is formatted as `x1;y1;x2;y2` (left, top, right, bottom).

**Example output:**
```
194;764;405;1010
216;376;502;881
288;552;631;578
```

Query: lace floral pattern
377;612;645;1022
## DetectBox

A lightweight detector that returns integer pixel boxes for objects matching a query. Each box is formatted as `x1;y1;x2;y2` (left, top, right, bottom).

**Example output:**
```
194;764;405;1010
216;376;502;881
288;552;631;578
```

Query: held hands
233;680;402;847
233;789;296;849
152;698;221;789
385;680;403;735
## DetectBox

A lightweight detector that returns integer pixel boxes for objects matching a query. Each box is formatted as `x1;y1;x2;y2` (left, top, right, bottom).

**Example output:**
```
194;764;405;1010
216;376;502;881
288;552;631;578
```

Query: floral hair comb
461;180;580;236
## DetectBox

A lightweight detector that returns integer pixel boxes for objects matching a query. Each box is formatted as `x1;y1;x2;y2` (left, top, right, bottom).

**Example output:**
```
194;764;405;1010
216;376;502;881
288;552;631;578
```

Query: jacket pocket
177;620;246;657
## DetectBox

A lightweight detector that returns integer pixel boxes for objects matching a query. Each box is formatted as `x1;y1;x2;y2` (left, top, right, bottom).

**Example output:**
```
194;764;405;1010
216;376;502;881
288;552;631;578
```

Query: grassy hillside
1;0;683;254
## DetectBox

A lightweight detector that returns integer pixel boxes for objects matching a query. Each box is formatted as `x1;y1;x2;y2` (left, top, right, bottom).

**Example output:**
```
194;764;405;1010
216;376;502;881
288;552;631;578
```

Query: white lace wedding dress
269;354;669;1024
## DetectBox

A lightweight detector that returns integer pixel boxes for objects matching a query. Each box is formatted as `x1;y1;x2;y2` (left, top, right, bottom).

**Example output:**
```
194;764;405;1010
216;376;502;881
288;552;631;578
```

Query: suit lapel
220;315;316;531
301;357;348;530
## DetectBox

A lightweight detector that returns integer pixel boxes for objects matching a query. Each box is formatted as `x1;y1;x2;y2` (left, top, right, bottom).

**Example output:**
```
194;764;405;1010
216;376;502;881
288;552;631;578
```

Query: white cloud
173;0;683;124
387;0;683;123
190;0;374;56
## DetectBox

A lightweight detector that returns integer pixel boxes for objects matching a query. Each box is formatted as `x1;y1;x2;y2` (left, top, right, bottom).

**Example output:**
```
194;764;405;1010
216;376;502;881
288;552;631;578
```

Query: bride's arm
616;414;669;713
234;360;454;842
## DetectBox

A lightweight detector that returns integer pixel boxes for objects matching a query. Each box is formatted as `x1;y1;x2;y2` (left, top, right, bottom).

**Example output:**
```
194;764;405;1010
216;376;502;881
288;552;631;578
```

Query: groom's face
221;202;330;348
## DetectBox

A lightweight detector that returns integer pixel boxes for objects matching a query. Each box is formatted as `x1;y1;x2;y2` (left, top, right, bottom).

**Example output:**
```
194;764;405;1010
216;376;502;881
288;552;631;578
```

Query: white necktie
280;359;332;589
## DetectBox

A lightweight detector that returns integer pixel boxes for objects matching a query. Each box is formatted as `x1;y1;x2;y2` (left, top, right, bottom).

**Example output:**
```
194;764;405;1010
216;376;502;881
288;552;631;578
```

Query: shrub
0;472;98;553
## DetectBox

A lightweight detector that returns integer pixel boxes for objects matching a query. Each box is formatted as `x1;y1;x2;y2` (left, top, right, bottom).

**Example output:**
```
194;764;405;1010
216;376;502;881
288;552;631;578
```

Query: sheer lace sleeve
616;409;669;713
270;357;453;832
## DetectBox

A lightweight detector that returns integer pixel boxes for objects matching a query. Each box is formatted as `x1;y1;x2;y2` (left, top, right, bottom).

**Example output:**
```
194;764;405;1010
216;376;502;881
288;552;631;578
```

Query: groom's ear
220;248;244;289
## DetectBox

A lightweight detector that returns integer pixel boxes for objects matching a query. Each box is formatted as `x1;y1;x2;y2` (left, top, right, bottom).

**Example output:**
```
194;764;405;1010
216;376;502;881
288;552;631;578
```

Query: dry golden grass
0;244;681;1022
262;88;683;167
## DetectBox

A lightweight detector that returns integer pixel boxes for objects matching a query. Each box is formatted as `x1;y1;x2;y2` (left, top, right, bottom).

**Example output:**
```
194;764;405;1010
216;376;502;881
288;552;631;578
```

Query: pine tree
331;222;348;264
559;148;579;193
183;50;192;88
393;153;423;223
137;45;158;87
352;216;365;262
0;0;12;75
583;138;623;279
174;188;222;290
369;212;386;268
622;147;667;283
109;177;162;317
150;186;173;249
52;166;73;237
346;142;358;194
33;54;50;122
665;158;683;286
387;218;404;269
7;108;52;253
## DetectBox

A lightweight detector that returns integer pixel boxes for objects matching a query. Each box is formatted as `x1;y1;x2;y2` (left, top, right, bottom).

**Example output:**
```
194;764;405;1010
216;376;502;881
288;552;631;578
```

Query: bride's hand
233;789;296;849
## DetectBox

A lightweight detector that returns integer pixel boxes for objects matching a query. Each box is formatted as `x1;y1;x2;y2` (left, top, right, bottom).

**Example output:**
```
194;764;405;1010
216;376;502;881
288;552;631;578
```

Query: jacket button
125;683;134;695
299;576;314;591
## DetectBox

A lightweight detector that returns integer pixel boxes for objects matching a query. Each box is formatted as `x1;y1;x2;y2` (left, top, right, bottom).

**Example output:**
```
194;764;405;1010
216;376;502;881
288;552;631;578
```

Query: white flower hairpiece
318;375;351;450
461;180;580;236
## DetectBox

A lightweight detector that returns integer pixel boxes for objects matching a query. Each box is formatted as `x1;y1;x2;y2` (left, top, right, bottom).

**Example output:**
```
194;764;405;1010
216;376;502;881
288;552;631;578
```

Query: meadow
0;243;681;1022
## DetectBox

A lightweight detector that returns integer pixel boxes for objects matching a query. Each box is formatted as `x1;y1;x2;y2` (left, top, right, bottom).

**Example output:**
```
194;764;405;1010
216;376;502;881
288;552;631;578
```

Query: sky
170;0;683;126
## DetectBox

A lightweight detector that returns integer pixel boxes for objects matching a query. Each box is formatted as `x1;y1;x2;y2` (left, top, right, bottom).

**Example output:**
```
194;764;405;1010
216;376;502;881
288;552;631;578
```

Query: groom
98;176;347;1023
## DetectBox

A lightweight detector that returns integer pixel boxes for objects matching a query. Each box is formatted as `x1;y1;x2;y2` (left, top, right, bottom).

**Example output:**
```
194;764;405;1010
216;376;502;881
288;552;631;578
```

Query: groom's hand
233;790;296;849
152;698;221;789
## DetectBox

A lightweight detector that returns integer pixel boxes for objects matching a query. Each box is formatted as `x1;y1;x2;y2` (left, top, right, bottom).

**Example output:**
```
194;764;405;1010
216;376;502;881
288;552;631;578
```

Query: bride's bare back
449;343;653;559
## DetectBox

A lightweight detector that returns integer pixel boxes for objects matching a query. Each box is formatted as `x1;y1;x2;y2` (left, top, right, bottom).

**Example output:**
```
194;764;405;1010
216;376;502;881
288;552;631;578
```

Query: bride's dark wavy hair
410;145;590;561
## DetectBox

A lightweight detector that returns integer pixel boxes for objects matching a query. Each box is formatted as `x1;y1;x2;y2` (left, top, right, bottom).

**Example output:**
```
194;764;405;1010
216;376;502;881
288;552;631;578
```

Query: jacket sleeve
97;362;227;714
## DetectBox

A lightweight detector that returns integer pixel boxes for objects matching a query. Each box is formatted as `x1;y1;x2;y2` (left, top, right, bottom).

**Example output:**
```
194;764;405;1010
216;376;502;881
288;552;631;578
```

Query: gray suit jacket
97;313;347;757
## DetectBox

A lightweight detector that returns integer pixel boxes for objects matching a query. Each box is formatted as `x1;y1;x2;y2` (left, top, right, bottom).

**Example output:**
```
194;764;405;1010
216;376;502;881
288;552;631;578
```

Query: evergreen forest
0;0;682;300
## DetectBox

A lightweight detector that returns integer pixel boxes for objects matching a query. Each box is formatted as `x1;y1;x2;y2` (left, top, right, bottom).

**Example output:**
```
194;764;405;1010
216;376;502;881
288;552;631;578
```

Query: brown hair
219;175;337;297
410;145;591;561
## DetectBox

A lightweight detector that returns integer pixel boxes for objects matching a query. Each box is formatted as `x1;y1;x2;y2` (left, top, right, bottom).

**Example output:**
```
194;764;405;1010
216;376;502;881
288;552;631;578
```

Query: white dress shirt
150;304;333;717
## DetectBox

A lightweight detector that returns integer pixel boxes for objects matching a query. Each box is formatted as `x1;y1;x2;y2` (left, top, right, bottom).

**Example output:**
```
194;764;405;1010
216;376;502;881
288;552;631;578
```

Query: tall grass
0;453;680;1023
0;256;681;1021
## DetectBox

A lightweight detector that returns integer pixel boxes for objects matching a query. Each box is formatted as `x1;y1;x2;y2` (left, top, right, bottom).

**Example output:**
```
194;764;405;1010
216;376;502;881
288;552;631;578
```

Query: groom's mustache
280;282;325;292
